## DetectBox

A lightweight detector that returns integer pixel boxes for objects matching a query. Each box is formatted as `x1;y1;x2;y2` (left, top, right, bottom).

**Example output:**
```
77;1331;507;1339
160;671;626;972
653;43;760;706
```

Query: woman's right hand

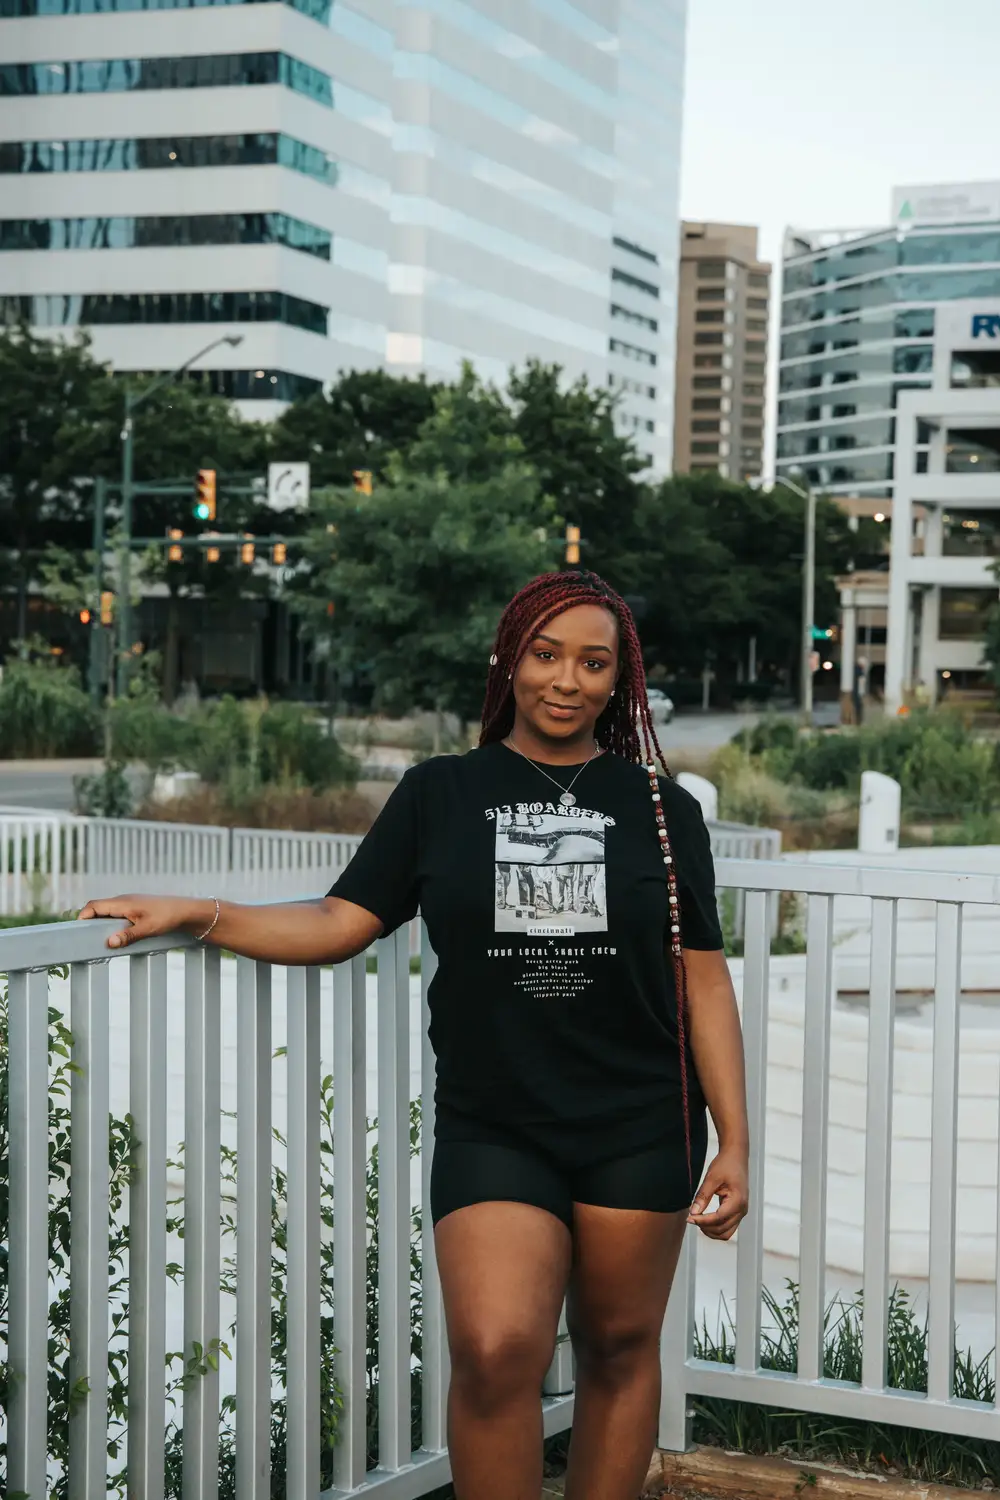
78;894;210;949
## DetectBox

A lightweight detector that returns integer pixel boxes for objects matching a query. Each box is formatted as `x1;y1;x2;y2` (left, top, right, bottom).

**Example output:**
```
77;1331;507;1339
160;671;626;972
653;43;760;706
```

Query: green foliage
184;697;358;793
299;463;555;722
268;367;442;489
694;1281;998;1488
763;713;1000;820
0;650;98;757
73;759;134;817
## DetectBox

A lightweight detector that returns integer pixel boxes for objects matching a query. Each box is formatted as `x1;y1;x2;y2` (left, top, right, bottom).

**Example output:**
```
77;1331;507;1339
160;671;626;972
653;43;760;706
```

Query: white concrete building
881;299;1000;711
0;0;687;469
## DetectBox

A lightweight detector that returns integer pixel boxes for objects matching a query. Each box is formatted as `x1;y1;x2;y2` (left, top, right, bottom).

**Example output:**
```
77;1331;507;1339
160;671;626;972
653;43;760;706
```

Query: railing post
333;951;370;1492
236;958;273;1499
377;927;413;1472
182;945;223;1500
286;964;322;1499
735;889;771;1373
7;968;50;1500
69;960;111;1500
659;1227;695;1451
128;952;169;1500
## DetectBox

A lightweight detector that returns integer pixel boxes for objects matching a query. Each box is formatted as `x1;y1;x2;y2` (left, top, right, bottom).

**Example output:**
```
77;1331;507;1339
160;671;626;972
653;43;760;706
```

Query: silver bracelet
196;897;221;943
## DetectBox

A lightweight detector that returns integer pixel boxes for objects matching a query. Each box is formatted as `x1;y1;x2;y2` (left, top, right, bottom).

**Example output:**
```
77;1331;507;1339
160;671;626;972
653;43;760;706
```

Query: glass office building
777;183;1000;498
1;0;687;450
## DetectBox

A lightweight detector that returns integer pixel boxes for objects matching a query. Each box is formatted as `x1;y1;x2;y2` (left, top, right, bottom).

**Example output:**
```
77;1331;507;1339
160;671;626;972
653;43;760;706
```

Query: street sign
268;462;310;511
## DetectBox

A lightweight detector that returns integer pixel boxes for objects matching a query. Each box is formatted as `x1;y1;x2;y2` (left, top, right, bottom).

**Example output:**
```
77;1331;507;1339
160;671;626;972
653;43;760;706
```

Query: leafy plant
693;1281;999;1488
0;649;98;758
73;759;134;818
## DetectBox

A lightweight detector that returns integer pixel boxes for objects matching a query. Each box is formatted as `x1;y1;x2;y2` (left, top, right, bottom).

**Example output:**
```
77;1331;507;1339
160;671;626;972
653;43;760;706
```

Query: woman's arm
682;946;749;1240
78;893;383;966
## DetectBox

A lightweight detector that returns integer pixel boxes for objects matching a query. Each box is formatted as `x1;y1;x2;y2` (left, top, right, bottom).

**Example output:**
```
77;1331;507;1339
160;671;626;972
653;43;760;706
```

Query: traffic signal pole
89;476;107;705
801;486;816;720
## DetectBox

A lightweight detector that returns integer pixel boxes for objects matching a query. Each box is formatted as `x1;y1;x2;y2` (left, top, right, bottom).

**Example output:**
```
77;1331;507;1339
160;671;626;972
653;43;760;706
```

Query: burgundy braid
480;570;694;1189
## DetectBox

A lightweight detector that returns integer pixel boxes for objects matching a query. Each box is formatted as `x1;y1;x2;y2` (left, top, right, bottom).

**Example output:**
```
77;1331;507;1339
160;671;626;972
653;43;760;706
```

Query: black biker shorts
430;1108;708;1230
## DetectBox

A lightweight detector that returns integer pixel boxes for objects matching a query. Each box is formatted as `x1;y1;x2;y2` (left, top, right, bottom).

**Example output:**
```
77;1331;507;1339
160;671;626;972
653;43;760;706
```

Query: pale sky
680;0;1000;271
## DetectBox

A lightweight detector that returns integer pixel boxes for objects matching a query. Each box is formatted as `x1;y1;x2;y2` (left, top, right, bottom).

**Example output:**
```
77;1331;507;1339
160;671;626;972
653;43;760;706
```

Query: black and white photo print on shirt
493;804;608;934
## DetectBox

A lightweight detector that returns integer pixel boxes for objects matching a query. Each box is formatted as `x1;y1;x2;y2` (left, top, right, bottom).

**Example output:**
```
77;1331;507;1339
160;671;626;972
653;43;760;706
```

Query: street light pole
116;333;243;696
748;471;816;720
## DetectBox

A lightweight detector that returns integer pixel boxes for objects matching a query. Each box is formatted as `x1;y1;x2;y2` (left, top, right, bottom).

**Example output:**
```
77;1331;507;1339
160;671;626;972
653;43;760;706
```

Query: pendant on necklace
559;791;576;808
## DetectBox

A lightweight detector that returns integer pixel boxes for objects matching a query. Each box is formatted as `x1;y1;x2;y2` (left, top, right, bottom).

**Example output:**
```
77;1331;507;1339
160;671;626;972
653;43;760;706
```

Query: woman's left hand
687;1147;749;1240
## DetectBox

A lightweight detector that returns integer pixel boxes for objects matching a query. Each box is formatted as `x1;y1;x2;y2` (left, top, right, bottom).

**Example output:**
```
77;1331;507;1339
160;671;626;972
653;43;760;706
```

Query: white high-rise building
1;0;687;470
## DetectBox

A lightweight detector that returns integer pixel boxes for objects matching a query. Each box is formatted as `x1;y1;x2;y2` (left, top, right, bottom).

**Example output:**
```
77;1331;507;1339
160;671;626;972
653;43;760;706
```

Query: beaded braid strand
479;570;695;1190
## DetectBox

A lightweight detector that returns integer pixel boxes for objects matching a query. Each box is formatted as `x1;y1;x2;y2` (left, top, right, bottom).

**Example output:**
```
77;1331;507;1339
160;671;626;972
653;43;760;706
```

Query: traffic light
240;534;255;565
271;542;287;565
100;591;114;626
565;524;581;566
79;608;91;625
193;468;217;522
353;469;373;496
167;528;183;563
205;532;220;563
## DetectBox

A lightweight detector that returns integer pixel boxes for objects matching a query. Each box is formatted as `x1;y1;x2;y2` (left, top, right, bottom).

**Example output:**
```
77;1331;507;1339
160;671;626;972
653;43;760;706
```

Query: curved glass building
778;183;1000;498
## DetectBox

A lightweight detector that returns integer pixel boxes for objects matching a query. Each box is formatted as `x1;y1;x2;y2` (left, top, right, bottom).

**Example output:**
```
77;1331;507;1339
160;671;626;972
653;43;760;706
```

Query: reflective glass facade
2;0;688;420
0;53;332;102
778;221;1000;496
0;134;336;182
2;289;328;332
1;213;331;256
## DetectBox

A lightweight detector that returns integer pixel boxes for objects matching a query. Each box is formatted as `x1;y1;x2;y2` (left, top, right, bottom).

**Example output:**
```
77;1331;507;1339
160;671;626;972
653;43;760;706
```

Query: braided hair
479;570;695;1184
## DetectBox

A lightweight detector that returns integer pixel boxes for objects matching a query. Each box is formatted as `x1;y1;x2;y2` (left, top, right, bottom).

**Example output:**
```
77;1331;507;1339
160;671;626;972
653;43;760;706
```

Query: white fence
0;809;363;915
0;808;780;919
2;856;999;1498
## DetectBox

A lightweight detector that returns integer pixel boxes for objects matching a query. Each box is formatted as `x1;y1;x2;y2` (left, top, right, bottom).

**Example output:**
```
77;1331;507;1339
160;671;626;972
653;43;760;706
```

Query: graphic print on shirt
493;805;607;934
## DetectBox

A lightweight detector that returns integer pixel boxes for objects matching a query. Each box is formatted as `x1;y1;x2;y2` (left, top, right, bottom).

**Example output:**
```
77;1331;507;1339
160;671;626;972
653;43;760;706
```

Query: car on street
646;688;674;725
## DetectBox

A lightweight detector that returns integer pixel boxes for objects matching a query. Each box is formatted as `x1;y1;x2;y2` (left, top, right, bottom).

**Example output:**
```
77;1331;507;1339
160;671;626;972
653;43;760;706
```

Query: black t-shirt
329;742;723;1155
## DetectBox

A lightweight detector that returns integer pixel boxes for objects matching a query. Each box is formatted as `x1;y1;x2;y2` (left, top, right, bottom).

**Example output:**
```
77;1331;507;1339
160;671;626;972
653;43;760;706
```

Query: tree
266;368;442;489
506;359;647;567
0;324;110;643
297;466;556;722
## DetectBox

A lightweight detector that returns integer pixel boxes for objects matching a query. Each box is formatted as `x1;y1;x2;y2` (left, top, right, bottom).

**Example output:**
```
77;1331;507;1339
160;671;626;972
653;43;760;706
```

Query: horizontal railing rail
5;854;995;1497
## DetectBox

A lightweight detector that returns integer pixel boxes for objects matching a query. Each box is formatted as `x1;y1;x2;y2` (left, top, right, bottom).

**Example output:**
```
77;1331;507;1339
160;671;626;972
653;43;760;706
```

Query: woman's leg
432;1132;574;1500
563;1204;687;1500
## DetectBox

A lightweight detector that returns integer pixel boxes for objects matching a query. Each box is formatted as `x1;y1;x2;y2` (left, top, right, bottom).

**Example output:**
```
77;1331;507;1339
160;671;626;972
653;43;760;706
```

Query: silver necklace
505;736;603;808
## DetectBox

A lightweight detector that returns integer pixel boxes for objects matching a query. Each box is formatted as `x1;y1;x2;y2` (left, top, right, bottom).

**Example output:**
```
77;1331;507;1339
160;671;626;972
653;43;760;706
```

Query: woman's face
511;603;619;744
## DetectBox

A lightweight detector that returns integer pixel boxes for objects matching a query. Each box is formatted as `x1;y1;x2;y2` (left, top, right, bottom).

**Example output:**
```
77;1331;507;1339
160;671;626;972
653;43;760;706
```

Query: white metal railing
7;855;993;1499
0;807;778;918
660;856;1000;1452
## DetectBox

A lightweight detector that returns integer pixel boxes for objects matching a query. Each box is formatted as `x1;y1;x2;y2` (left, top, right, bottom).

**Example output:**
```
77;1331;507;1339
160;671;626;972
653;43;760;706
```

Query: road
0;759;106;812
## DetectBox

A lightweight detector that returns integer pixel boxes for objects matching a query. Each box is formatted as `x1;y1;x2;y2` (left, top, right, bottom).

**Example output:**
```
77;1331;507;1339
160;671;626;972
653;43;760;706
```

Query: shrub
0;656;98;758
135;783;379;833
729;714;799;758
711;744;791;827
899;724;996;819
73;759;134;817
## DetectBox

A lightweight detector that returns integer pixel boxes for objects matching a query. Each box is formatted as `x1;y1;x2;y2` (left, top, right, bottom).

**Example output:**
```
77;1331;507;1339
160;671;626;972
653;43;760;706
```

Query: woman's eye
535;650;554;661
586;659;608;671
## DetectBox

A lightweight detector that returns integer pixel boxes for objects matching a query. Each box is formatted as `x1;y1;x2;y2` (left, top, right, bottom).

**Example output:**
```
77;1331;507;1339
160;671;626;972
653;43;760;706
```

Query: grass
692;1281;998;1489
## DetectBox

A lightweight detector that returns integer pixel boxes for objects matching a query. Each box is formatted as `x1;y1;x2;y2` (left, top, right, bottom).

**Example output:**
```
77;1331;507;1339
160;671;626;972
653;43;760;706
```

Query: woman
80;570;749;1500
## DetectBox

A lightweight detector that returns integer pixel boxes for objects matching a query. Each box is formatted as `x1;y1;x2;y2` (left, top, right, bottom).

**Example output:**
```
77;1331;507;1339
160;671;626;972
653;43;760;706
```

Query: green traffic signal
194;500;211;521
